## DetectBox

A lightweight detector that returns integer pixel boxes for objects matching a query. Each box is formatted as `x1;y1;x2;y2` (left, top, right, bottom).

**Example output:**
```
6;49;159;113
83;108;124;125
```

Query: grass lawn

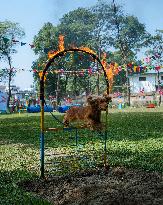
0;106;163;204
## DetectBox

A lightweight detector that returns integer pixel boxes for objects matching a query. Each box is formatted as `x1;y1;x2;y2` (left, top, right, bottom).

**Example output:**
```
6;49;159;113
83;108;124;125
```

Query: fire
101;52;121;93
39;71;46;81
48;50;59;59
79;47;96;55
58;35;64;51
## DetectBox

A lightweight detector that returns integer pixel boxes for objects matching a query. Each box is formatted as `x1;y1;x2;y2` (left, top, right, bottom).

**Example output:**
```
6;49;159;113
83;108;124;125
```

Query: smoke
48;0;98;24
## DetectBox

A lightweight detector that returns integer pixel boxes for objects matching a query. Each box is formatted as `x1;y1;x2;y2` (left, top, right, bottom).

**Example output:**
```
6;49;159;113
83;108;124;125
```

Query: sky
0;0;163;90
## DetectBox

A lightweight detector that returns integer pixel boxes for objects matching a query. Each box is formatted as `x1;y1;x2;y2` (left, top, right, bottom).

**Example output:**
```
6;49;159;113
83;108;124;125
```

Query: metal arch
39;48;110;178
40;48;110;100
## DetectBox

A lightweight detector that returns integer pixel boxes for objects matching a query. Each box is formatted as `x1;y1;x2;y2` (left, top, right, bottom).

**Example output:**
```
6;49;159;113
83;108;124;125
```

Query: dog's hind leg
63;116;70;127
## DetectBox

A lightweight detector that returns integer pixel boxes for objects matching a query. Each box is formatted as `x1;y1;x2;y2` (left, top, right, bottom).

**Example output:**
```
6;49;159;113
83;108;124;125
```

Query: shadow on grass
0;111;163;146
0;115;41;146
0;169;51;205
0;114;107;148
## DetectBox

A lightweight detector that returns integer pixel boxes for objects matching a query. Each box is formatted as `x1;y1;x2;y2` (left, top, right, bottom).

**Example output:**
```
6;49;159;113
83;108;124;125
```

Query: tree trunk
56;74;60;105
126;69;131;106
7;56;12;111
86;78;90;96
158;71;161;106
64;75;68;96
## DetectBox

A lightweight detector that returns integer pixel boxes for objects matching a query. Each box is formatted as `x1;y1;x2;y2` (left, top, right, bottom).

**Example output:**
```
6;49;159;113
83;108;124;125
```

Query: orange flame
39;71;46;81
79;47;96;55
58;35;64;51
48;50;59;59
101;52;116;93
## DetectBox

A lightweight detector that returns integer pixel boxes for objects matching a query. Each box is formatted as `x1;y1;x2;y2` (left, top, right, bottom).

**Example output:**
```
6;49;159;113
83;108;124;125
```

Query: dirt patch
19;167;163;205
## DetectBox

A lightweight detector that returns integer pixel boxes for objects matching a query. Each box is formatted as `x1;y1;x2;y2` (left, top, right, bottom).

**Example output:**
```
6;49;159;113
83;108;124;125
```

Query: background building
129;68;163;94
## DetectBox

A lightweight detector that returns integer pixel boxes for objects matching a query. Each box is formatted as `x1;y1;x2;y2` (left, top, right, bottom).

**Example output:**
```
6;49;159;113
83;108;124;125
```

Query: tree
33;22;58;55
58;7;96;48
90;0;114;52
58;8;98;98
112;2;151;105
145;30;163;106
32;2;151;102
32;9;98;102
92;0;151;104
0;21;24;109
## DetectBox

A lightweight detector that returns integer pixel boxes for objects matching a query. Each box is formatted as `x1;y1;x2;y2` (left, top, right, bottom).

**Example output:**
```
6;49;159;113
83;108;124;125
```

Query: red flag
12;39;19;43
29;44;35;48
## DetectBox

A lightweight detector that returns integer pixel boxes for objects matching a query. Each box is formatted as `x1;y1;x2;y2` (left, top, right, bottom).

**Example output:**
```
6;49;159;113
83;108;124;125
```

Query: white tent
0;91;8;112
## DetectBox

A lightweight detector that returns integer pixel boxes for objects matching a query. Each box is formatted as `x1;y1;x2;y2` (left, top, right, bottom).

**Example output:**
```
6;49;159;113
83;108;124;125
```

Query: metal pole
104;108;108;169
56;73;60;106
97;62;100;95
40;79;45;178
97;44;101;96
75;128;78;147
103;87;109;169
40;128;44;178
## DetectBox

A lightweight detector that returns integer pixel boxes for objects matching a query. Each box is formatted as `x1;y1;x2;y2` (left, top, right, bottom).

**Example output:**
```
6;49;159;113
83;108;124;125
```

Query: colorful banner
2;37;35;48
1;63;163;75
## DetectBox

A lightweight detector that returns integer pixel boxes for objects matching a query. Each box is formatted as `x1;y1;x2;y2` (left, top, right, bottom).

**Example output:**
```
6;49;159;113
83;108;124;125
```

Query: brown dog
63;94;112;130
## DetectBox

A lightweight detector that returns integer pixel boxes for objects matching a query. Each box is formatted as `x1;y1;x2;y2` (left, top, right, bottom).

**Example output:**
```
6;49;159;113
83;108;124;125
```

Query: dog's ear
87;95;93;103
107;96;112;102
103;92;107;96
103;93;112;102
87;96;98;106
92;98;98;105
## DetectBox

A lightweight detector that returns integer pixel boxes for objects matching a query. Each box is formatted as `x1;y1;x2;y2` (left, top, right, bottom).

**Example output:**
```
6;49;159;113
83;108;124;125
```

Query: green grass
0;107;163;204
